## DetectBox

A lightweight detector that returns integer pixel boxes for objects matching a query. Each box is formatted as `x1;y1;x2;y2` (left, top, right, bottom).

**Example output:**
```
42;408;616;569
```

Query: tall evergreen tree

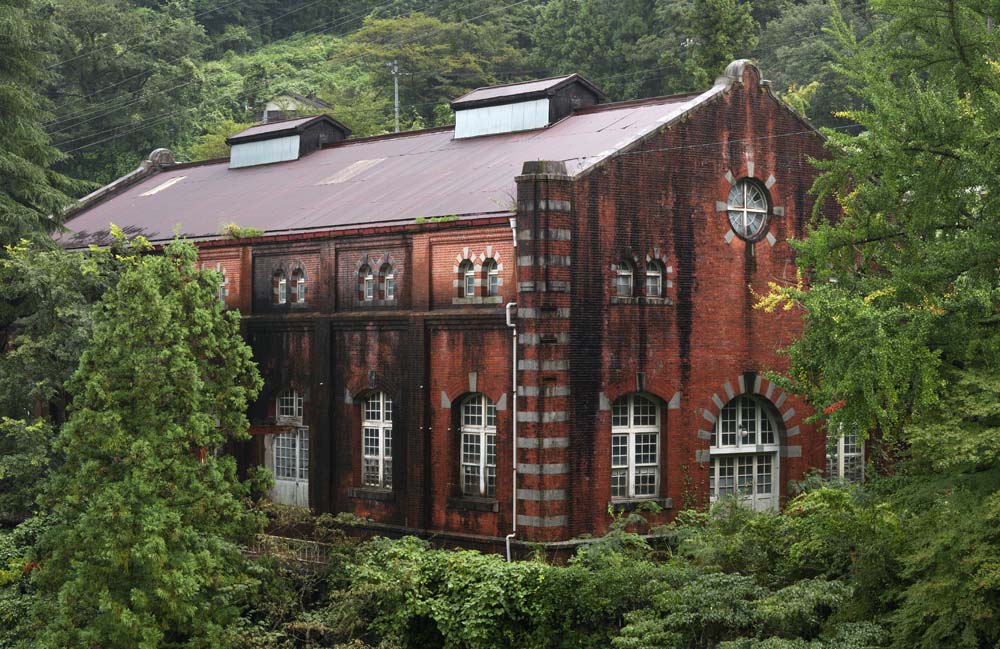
31;238;263;647
0;0;82;244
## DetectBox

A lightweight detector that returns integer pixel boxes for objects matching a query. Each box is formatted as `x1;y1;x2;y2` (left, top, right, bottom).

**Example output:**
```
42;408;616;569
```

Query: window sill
348;487;394;502
447;496;498;513
610;296;673;306
451;296;504;306
358;299;398;307
608;497;673;512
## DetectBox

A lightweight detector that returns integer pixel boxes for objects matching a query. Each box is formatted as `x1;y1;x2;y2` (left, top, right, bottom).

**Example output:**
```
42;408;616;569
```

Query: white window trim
277;275;287;305
362;392;393;489
276;389;303;424
827;428;864;482
384;272;395;300
294;274;305;303
460;394;497;498
611;394;661;500
645;264;663;297
362;267;374;301
616;262;634;297
274;426;309;482
727;179;769;239
709;395;780;509
462;263;476;298
485;260;499;297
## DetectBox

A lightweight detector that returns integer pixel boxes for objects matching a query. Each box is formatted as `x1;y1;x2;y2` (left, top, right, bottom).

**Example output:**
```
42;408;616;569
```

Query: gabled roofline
226;114;351;145
450;73;608;110
62;148;178;221
570;59;825;180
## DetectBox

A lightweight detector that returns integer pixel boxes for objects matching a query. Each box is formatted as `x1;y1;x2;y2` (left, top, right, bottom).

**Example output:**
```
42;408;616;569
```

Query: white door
268;428;309;508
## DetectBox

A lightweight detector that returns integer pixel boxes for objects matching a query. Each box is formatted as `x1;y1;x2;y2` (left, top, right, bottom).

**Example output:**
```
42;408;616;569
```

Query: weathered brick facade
64;62;833;549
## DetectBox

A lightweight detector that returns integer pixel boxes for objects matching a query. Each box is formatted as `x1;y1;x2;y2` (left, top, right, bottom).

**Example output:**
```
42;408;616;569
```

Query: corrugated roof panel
452;75;575;105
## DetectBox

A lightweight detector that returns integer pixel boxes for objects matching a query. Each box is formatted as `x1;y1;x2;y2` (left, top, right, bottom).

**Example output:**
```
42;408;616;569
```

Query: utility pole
390;60;401;133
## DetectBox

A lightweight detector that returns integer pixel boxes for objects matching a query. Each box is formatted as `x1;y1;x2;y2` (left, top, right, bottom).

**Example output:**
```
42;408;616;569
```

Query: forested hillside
35;0;874;185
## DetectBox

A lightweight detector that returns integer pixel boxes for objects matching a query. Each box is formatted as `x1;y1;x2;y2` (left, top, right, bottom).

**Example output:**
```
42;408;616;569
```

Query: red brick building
60;61;855;551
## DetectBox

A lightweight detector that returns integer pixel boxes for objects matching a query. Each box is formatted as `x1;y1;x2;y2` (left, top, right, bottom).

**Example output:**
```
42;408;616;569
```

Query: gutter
505;300;518;562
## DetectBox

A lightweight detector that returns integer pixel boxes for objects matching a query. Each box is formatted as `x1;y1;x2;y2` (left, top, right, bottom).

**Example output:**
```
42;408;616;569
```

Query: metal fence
246;534;333;572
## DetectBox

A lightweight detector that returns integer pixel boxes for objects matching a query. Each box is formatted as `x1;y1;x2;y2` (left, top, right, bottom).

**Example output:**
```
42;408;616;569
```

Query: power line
56;0;535;154
45;0;247;70
44;0;352;130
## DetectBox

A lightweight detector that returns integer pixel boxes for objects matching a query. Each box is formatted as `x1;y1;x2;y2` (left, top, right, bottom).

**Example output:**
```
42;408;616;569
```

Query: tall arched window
611;394;660;499
290;268;306;304
645;260;664;297
459;260;476;298
483;258;499;297
362;392;393;489
460;394;497;497
380;263;395;301
360;264;374;301
273;269;287;305
710;395;780;511
615;261;634;297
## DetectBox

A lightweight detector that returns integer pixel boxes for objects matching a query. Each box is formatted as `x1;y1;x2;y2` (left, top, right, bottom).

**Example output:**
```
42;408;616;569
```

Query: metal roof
451;74;606;108
59;86;721;248
226;115;350;145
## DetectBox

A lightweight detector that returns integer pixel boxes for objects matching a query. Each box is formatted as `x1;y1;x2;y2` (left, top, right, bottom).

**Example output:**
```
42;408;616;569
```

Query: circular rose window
727;179;770;240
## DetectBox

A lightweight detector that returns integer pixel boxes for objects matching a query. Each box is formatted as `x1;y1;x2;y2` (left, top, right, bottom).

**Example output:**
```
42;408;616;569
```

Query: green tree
31;238;263;647
0;0;83;244
45;0;207;184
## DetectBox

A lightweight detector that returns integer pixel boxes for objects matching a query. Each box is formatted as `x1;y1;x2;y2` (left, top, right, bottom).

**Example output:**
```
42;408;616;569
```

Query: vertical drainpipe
505;215;518;561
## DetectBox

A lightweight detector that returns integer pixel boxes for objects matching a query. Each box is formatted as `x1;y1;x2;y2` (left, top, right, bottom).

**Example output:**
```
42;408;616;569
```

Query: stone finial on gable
717;59;769;92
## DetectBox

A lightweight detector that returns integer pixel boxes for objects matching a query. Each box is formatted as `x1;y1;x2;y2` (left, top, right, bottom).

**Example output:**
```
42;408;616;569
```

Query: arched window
645;260;664;297
611;394;660;499
710;395;780;510
483;258;499;297
459;260;476;298
362;392;393;489
615;261;634;297
380;263;395;301
360;264;374;301
290;268;306;304
460;394;497;497
273;269;287;305
727;179;770;240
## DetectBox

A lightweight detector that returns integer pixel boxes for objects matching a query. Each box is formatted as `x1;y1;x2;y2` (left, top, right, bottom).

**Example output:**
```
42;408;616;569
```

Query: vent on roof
450;74;607;139
225;114;351;169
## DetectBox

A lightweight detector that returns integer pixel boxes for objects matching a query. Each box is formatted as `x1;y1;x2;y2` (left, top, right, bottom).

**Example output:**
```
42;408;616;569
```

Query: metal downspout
505;214;519;561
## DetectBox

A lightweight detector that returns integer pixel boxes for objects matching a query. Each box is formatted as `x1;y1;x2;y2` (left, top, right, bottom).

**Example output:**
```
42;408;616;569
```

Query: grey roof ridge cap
63;148;176;221
568;84;728;180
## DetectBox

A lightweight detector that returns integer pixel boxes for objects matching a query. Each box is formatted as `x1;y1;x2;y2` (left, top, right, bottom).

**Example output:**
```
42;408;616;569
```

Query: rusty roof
59;85;724;248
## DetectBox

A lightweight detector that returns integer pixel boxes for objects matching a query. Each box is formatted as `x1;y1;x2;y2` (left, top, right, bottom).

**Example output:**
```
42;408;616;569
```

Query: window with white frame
460;394;497;498
273;269;287;305
291;268;306;304
710;395;780;511
483;258;499;297
276;389;303;421
727;179;770;240
274;427;309;482
380;263;395;301
615;261;634;297
362;392;393;489
827;428;864;482
645;260;664;297
459;260;476;298
360;264;374;301
611;394;660;499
